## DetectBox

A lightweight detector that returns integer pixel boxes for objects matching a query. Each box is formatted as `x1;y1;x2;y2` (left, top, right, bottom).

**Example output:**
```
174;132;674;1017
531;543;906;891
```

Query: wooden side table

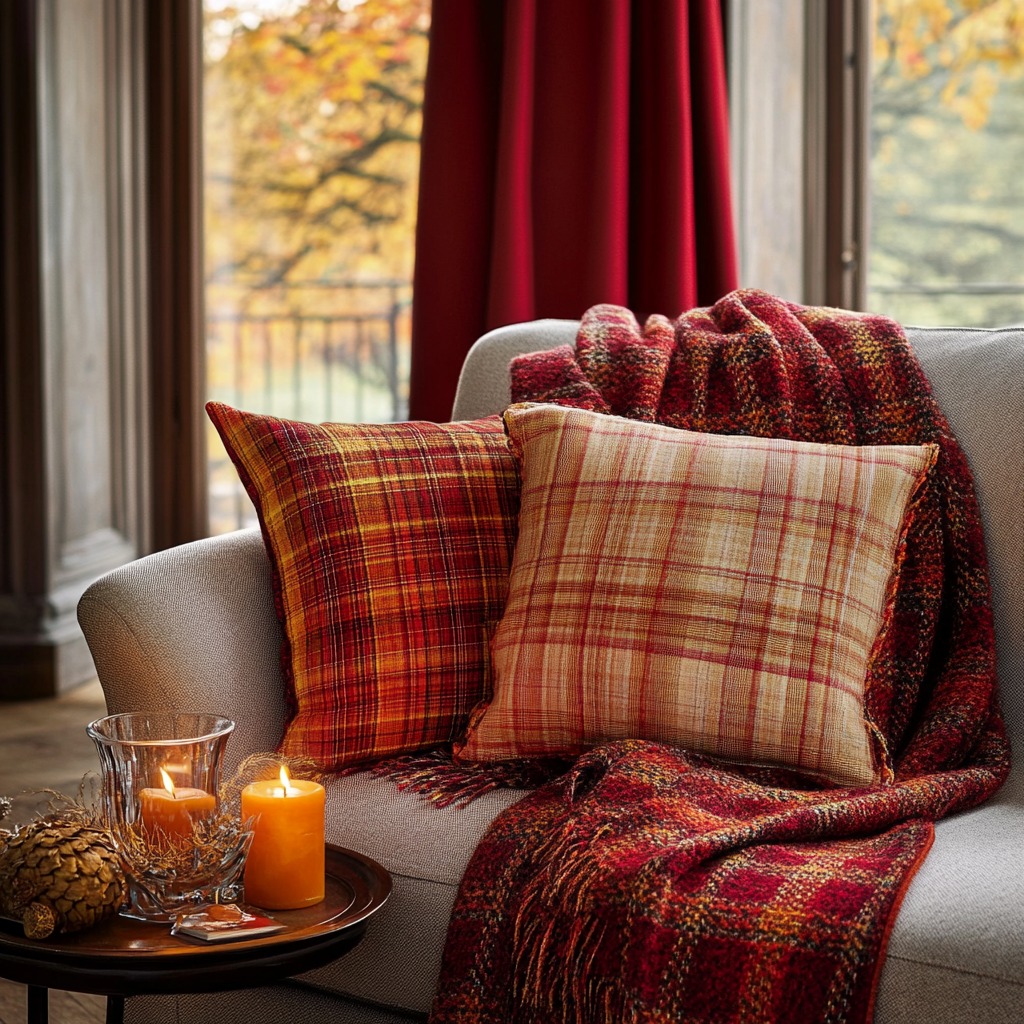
0;844;391;1024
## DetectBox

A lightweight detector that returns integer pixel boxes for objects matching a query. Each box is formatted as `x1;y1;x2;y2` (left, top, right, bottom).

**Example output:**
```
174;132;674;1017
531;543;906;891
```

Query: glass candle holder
87;712;251;923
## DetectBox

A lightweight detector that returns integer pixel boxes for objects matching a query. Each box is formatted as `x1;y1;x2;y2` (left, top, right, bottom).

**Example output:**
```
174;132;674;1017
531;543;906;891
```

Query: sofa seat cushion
303;767;1024;1019
875;769;1024;1022
298;771;528;1014
323;771;528;887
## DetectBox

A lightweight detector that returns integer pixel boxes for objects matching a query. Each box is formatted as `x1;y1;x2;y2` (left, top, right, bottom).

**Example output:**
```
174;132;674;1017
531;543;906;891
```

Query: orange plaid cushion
207;403;519;769
456;403;938;787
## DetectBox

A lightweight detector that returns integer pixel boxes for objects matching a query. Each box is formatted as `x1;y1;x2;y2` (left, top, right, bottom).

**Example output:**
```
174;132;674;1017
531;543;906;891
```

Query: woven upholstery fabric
458;403;936;787
206;403;519;769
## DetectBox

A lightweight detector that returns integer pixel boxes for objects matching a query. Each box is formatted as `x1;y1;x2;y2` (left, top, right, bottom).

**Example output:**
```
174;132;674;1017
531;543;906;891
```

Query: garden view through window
203;0;430;534
202;1;1024;531
869;0;1024;327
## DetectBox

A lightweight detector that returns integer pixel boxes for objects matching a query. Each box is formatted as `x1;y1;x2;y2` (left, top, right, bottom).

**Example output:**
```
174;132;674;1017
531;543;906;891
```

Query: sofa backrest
906;326;1024;748
453;320;1024;749
452;319;580;421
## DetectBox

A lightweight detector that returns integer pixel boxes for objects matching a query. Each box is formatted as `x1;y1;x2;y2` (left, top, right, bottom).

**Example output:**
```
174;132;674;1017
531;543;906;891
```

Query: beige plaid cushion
457;403;937;786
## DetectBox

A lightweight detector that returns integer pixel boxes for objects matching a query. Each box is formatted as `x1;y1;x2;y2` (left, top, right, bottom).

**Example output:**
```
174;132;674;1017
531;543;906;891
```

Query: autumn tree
203;1;430;534
203;0;430;312
870;0;1024;325
874;0;1024;129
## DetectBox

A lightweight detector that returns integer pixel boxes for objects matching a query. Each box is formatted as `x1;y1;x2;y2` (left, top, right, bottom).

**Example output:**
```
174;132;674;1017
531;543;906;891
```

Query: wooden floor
1;680;109;1024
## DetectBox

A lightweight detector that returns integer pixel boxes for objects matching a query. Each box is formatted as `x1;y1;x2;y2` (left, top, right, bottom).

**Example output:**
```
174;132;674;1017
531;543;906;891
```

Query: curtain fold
410;0;737;422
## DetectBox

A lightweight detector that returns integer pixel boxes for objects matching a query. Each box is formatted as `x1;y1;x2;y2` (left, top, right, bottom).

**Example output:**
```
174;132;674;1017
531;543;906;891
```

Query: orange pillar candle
138;768;216;842
241;767;326;910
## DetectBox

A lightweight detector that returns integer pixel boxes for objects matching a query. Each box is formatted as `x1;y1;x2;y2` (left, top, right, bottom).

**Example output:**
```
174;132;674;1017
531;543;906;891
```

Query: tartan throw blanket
427;290;1010;1024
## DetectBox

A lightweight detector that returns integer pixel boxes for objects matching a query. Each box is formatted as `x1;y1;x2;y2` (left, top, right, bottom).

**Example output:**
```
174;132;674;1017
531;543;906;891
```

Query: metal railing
871;283;1024;297
867;281;1024;330
206;280;411;534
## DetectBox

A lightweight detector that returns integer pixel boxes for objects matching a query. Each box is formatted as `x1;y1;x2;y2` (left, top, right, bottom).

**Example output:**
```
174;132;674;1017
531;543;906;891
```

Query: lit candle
138;767;217;842
241;767;325;910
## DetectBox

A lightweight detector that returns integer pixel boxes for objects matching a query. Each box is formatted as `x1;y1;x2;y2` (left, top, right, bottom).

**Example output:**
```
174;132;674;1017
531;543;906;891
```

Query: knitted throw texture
427;290;1010;1024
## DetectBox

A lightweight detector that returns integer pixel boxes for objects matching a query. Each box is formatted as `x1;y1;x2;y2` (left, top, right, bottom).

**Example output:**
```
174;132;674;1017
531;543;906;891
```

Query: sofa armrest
77;529;287;773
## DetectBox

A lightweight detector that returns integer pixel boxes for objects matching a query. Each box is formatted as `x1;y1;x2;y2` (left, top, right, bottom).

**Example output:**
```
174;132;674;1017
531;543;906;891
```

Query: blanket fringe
505;812;617;1022
366;747;569;808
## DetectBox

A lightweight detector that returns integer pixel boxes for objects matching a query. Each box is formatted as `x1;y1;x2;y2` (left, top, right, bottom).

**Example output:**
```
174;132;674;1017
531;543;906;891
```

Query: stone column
0;0;150;698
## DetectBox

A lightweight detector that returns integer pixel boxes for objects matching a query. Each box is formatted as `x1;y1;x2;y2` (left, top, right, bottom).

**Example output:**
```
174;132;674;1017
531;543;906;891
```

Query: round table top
0;844;391;997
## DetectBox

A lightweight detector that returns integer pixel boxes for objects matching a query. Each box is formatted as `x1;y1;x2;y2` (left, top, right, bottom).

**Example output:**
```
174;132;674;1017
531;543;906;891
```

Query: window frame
728;0;868;310
147;0;208;547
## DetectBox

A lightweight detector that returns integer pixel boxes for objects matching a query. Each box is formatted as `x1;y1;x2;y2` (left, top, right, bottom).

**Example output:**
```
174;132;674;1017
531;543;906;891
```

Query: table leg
105;995;125;1024
26;986;48;1024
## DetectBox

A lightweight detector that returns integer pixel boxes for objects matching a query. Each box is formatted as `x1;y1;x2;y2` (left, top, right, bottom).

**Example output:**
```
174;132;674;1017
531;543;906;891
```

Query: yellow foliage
951;63;1000;128
203;0;429;307
875;0;1024;130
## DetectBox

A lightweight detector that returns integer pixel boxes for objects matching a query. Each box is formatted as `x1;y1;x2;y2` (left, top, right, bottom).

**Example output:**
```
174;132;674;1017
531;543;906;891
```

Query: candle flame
279;765;291;789
159;767;176;797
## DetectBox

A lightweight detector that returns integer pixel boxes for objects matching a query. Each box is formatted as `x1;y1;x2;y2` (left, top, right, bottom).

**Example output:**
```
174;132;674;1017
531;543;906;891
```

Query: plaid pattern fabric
206;403;519;769
432;740;937;1024
457;404;937;787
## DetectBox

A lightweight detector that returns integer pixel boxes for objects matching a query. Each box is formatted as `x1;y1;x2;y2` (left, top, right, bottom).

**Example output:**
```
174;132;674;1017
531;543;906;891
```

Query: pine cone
0;817;124;939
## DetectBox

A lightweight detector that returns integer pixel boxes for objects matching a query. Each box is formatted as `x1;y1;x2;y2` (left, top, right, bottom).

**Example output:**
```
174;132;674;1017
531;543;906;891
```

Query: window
869;0;1024;327
202;0;430;533
729;0;1024;328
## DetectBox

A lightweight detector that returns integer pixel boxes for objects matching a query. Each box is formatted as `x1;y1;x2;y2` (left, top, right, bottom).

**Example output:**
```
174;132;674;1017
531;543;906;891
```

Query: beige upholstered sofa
78;319;1024;1023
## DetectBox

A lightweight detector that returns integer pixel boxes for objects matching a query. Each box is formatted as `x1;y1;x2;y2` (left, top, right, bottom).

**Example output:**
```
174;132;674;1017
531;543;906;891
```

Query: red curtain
409;0;737;422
